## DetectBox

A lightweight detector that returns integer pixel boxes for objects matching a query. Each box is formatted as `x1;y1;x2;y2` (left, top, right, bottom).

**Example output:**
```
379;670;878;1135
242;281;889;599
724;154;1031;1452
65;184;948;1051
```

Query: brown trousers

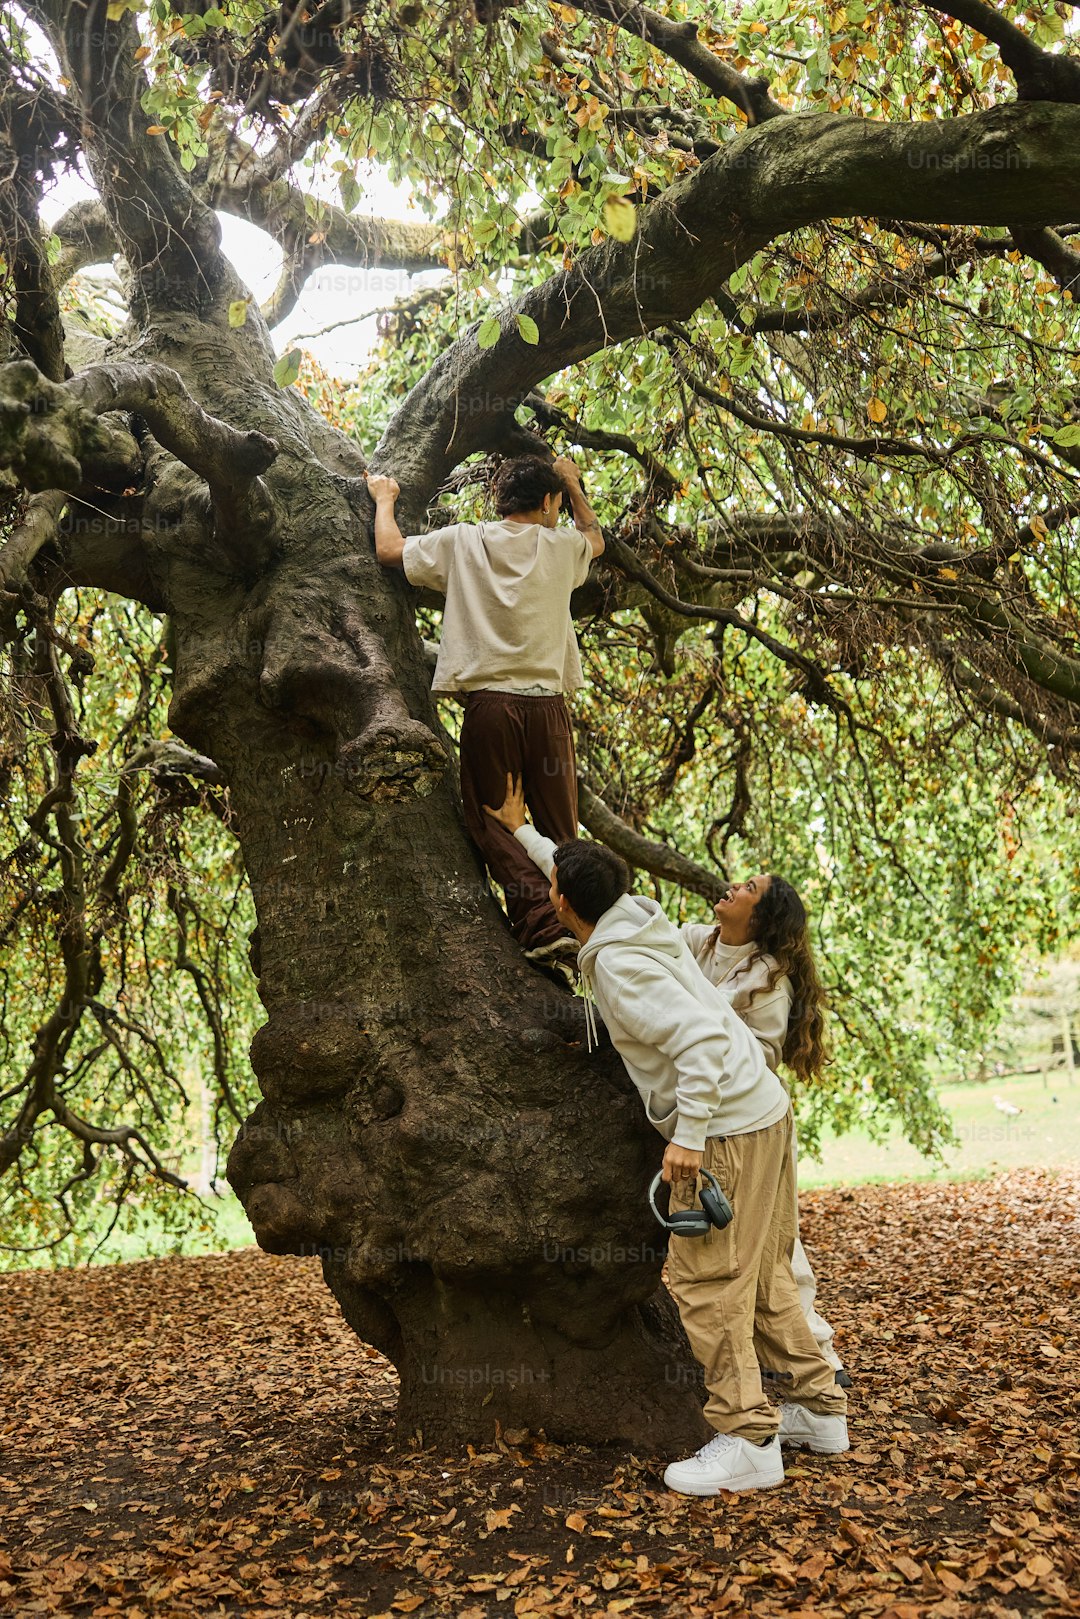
666;1107;847;1442
459;691;578;950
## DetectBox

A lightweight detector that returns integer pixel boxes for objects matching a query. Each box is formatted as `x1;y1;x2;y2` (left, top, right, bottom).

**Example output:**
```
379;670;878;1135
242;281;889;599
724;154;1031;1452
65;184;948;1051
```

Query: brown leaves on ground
1;1168;1078;1618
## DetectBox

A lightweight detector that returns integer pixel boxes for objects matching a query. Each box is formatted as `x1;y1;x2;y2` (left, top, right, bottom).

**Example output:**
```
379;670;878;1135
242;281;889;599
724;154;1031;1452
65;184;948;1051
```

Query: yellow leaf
145;125;167;136
867;397;888;423
937;566;958;581
133;45;151;61
565;1512;587;1532
227;299;249;328
485;1506;518;1530
603;196;637;242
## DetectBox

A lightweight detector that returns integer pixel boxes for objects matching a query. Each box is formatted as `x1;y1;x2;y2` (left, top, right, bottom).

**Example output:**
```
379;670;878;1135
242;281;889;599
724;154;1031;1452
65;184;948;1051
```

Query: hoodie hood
577;896;687;1053
578;894;683;978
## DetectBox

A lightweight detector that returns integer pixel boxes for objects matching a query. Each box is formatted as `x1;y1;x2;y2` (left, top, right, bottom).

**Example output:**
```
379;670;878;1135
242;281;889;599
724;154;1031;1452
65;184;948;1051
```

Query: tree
1;0;1078;1444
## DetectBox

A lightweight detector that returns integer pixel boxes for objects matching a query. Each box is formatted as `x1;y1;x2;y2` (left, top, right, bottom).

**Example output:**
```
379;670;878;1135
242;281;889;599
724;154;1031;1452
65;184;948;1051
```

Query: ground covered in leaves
2;1168;1078;1619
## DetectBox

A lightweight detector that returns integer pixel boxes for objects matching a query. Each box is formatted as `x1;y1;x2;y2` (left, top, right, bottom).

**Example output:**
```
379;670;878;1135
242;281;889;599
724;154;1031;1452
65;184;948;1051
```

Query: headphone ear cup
666;1208;711;1237
699;1173;734;1231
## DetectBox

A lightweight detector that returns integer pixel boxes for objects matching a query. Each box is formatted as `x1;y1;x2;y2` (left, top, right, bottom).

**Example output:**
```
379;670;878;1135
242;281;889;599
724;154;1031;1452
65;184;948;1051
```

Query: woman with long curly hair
682;874;850;1387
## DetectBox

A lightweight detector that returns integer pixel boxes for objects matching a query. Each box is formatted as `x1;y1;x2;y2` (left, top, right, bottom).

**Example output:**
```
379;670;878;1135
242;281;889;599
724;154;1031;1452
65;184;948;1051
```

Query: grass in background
7;1073;1078;1270
798;1070;1079;1188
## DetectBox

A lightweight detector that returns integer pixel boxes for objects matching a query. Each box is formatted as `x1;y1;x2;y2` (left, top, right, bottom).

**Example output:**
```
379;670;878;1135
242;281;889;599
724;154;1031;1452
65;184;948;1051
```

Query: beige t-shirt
402;520;593;695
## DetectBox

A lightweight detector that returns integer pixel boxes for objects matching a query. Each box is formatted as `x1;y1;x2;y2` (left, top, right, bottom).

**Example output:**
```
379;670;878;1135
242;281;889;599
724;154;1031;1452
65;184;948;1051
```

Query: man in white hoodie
485;777;848;1496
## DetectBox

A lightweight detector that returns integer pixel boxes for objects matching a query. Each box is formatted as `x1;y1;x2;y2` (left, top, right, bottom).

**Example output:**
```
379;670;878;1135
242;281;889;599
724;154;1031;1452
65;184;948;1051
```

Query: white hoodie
516;826;789;1150
680;925;793;1074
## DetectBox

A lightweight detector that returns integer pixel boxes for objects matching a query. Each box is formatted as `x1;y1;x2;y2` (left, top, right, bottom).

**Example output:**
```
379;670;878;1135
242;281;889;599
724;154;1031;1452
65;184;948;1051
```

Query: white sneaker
663;1431;784;1496
777;1401;849;1454
524;936;579;965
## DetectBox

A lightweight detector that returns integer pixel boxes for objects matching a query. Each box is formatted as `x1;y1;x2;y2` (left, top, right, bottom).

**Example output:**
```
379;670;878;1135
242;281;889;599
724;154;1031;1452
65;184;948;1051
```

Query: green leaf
1052;423;1080;448
515;313;539;346
603;196;637;243
338;172;362;213
227;299;249;329
477;315;501;349
1033;10;1065;46
106;0;144;18
273;348;302;388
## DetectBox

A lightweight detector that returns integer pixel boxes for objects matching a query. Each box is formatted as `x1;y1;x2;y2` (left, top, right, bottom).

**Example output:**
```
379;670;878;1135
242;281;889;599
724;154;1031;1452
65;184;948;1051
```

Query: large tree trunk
19;0;1080;1455
107;304;709;1451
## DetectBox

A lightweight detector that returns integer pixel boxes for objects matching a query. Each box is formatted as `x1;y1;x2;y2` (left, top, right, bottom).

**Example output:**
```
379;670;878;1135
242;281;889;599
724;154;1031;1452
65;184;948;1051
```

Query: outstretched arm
553;456;604;559
366;473;406;567
483;772;527;832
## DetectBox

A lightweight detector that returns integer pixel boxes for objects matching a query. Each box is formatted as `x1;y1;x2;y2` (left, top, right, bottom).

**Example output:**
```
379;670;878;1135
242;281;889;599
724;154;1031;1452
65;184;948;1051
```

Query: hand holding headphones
648;1169;733;1237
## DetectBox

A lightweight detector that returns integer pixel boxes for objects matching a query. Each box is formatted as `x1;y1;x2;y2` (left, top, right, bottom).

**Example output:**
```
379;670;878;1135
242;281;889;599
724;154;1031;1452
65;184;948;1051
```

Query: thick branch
934;643;1080;749
578;780;727;903
51;200;117;288
927;1;1080;101
378;102;1080;507
0;489;67;614
205;125;444;277
32;0;227;319
0;360;141;492
70;362;279;551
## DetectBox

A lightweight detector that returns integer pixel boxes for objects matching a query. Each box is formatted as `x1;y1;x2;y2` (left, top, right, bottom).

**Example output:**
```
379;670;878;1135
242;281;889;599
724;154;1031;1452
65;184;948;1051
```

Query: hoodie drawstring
581;975;599;1052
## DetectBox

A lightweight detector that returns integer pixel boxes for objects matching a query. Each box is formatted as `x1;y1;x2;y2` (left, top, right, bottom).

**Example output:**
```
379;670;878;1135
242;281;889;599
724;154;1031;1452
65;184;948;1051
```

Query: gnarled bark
6;0;1080;1450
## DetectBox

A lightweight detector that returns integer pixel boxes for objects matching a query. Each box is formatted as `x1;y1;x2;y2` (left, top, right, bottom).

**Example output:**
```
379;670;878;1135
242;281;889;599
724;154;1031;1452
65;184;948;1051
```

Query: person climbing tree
367;456;603;963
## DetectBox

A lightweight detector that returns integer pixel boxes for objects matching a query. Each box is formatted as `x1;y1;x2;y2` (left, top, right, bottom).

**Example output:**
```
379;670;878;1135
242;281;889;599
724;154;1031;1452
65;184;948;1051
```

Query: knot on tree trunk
0;360;138;491
258;591;446;801
227;1105;320;1255
249;1001;400;1108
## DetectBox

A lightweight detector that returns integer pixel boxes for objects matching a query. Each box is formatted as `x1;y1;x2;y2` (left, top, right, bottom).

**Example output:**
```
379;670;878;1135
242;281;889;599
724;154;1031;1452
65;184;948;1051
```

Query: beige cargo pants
666;1106;848;1441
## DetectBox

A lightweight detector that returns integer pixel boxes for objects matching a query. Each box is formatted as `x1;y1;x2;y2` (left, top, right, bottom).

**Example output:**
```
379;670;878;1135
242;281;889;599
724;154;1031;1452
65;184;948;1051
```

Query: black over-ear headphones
648;1169;733;1236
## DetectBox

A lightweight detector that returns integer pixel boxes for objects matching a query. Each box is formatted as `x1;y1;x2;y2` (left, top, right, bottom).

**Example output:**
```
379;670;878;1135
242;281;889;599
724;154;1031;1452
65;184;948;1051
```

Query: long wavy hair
712;876;829;1082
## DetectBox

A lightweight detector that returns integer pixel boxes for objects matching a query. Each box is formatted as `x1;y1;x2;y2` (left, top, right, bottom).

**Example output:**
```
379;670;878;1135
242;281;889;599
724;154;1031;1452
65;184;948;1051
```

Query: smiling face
712;874;770;944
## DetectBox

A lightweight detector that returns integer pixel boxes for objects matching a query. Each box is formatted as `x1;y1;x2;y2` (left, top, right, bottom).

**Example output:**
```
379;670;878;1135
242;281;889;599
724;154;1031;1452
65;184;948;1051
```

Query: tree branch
1010;224;1080;295
567;0;785;125
205;124;445;278
0;359;281;570
933;641;1080;750
378;101;1080;509
31;0;228;320
0;489;68;621
72;362;279;549
577;779;727;902
51;200;117;288
524;391;681;495
603;533;844;709
926;0;1080;101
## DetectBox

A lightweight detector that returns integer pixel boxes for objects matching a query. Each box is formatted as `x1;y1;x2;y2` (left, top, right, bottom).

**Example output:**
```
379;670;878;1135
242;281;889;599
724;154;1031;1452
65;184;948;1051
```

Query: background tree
1;0;1078;1444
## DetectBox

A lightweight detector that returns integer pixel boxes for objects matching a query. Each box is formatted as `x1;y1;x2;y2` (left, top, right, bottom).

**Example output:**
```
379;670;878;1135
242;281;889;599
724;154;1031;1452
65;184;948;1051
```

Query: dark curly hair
711;875;829;1082
553;839;630;924
491;456;567;518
